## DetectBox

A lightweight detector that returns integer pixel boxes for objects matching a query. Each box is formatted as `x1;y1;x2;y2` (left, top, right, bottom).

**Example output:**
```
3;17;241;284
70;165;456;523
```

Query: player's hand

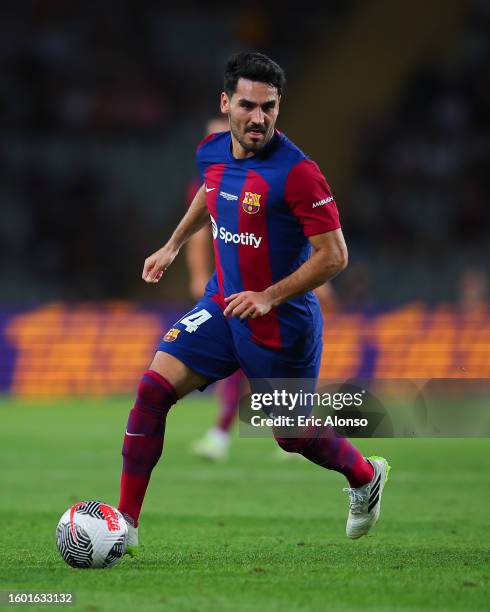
142;244;178;283
223;291;273;319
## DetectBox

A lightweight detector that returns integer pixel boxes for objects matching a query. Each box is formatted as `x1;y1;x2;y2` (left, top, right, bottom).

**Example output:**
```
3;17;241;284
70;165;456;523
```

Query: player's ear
220;92;230;113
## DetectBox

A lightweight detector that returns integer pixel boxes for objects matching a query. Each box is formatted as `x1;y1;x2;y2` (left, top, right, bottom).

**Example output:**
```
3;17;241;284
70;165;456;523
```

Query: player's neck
231;136;256;159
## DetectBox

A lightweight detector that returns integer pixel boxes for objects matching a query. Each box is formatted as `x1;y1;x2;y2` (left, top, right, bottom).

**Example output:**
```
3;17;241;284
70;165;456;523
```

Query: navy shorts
157;297;322;385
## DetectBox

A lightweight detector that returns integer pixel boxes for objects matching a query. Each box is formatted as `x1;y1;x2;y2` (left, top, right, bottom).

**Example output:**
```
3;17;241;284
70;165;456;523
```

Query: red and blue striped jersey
196;129;340;351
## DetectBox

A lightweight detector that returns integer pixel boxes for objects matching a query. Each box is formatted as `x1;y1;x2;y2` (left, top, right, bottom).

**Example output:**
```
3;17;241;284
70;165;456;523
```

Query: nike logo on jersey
125;430;145;437
205;185;216;192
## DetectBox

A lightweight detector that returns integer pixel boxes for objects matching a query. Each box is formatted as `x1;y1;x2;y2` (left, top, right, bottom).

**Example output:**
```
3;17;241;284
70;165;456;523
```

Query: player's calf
273;427;374;488
274;436;305;454
118;370;178;529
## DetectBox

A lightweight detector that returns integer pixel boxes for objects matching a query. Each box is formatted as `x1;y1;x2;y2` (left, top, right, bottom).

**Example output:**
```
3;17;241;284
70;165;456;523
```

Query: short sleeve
195;132;219;184
185;178;201;208
284;159;341;236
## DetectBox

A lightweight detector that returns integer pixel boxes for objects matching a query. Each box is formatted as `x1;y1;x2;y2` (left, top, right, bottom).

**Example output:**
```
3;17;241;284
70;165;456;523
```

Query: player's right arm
143;184;208;283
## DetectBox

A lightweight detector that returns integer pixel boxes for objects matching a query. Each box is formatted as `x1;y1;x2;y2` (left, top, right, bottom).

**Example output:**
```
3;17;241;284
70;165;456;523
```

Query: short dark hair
224;52;286;97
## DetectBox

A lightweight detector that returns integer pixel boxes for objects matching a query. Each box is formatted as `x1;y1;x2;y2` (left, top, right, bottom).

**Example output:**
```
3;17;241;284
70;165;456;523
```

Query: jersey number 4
179;309;212;333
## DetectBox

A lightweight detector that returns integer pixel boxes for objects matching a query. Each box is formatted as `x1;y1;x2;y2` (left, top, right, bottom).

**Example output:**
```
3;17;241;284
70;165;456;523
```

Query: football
56;501;128;569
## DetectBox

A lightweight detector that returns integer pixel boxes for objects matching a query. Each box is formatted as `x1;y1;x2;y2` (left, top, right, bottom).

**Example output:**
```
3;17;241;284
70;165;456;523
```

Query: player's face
221;78;280;156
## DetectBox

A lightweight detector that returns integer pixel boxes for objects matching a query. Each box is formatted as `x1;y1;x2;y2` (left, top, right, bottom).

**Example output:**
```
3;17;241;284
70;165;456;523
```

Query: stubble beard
229;118;273;154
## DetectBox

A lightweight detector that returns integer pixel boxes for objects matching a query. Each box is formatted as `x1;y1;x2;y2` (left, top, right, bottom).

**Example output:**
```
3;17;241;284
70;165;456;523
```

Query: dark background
1;0;488;306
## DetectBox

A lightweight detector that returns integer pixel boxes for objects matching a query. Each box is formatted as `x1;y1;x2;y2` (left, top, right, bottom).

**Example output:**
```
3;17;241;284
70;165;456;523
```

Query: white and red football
56;501;128;569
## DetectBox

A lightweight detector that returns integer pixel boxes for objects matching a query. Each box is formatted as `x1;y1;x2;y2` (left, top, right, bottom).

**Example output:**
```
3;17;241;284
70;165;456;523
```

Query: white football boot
121;514;139;557
344;456;391;539
191;428;230;461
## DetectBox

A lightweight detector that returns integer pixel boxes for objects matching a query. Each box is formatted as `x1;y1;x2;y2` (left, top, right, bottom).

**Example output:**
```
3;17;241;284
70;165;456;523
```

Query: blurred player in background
186;117;245;461
118;52;390;554
459;267;487;315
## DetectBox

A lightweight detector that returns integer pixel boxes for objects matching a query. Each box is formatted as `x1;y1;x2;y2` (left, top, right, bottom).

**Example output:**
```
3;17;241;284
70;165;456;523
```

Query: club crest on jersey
242;192;261;215
163;328;180;342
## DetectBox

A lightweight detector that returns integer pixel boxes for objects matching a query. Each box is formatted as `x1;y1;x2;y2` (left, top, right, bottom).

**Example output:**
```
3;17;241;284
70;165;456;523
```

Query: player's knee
136;370;178;415
274;436;305;454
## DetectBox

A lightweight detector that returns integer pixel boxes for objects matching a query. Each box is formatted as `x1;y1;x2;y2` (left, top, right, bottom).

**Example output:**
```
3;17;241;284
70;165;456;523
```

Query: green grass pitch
1;396;489;611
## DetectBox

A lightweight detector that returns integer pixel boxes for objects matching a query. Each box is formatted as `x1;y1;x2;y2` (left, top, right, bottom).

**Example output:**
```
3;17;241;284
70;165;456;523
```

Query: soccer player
187;119;335;462
118;52;390;554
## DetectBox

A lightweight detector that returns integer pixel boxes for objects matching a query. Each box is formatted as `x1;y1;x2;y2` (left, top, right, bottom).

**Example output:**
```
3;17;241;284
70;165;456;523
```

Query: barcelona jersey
196;129;340;352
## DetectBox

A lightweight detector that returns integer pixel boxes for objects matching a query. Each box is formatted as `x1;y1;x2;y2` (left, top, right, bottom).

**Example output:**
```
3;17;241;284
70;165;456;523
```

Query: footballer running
117;52;390;555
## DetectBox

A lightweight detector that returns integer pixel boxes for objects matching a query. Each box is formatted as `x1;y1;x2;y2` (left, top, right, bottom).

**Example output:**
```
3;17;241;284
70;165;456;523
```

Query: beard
229;117;273;153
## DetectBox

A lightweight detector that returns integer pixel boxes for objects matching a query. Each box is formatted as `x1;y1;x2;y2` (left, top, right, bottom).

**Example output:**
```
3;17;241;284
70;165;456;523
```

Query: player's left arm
224;158;345;319
224;229;347;319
